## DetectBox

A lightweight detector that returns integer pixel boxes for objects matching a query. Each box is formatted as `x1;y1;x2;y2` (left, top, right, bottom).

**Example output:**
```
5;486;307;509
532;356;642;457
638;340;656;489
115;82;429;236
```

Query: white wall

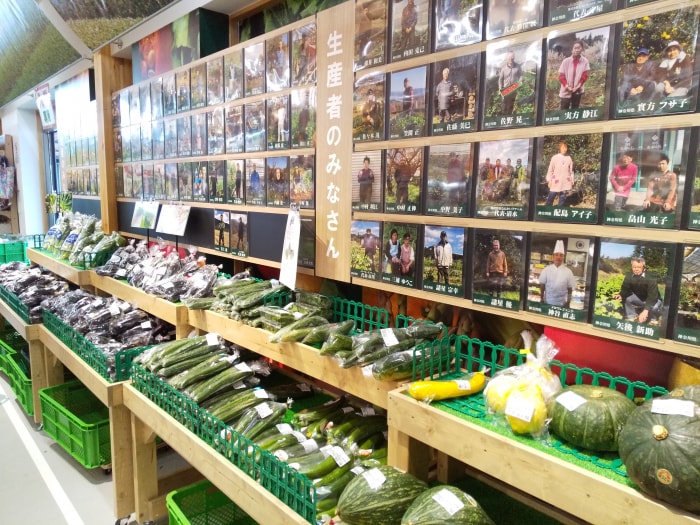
2;108;47;236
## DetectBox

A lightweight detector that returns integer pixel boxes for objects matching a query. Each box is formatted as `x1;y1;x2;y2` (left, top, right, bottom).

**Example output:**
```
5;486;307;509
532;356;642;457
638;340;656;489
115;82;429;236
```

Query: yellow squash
408;371;486;402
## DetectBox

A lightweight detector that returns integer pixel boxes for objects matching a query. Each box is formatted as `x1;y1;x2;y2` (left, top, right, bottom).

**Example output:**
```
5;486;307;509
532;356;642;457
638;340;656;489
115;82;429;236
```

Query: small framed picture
593;239;676;340
388;66;427;139
425;143;472;217
422;225;465;297
291;88;316;149
139;84;151;124
605;128;690;230
246;158;266;206
154;163;166;200
190;63;207;110
151;78;164;121
267;33;291;92
615;8;700;118
192;161;208;202
390;0;430;63
266;156;290;208
119;89;130;127
434;0;482;51
381;222;421;288
176;116;192;157
549;0;614;25
352;150;383;212
431;53;480;135
225;105;244;154
114;129;123;163
132;164;143;199
244;42;265;97
207;108;224;156
355;0;388;70
675;245;700;345
353;71;385;142
292;23;317;86
224;49;244;102
163;73;176;117
351;220;382;280
244;101;266;152
227;159;245;205
385;147;423;214
475;138;531;219
130;125;141;162
486;0;542;40
472;230;526;311
165;163;178;201
164;118;177;159
544;26;612;125
299;216;315;268
191;113;207;157
267;95;290;150
290;154;315;209
115;166;124;197
208;160;225;203
534;133;603;224
129;85;141;125
230;212;249;257
152;120;164;160
214;210;230;252
141;122;152;161
142;164;154;200
207;57;224;106
176;69;191;113
527;233;595;322
177;162;193;201
482;40;540;130
111;92;121;128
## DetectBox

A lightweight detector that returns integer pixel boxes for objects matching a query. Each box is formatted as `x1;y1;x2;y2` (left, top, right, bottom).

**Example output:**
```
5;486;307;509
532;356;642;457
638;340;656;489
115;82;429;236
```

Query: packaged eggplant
109;308;149;334
118;325;154;348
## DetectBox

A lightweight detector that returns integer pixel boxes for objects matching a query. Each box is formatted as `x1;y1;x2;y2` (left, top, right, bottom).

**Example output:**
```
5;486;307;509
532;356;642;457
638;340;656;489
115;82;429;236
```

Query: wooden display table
0;297;44;423
188;308;400;409
90;273;191;338
387;386;700;525
38;326;135;521
123;384;309;525
27;248;93;288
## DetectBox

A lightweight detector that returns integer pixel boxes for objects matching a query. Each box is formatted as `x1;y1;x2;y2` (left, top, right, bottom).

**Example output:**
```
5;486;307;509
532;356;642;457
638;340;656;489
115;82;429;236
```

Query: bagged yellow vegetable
408;370;487;403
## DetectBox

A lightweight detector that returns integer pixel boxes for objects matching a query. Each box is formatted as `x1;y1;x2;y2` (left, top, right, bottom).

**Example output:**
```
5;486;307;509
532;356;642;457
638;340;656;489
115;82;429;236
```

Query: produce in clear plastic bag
408;370;487;404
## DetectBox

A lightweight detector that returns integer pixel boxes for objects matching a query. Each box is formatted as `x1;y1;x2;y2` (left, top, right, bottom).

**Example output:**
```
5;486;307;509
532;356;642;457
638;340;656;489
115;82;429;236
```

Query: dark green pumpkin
548;384;636;452
401;485;496;525
618;388;700;513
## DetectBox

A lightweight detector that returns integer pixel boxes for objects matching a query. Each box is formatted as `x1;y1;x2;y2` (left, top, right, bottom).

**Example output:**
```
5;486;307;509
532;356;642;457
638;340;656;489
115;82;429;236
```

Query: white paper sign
279;207;301;290
505;396;535;423
556;391;588;412
651;398;696;417
362;468;386;490
432;488;465;516
155;204;191;236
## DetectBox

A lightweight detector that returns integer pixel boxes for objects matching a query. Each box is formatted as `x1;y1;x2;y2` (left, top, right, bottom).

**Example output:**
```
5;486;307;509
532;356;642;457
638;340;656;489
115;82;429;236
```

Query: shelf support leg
131;413;158;524
110;403;135;519
29;340;47;424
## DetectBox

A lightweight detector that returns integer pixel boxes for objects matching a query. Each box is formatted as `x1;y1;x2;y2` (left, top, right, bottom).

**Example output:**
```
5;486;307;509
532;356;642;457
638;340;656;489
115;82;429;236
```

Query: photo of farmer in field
422;225;465;297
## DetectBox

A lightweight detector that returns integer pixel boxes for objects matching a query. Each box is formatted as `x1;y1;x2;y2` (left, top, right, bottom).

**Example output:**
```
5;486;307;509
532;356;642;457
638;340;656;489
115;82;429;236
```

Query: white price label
115;268;127;277
291;431;306;443
362;364;374;377
505;396;535;423
362;468;386;490
254;389;269;399
206;333;219;346
432;488;465;516
556;391;588;412
162;281;174;289
276;423;293;435
255;403;273;418
329;446;351;467
351;465;365;475
302;439;319;453
651;398;696;417
109;254;121;264
139;265;150;275
235;362;252;373
380;328;400;347
92;299;103;307
455;380;472;391
155;266;167;276
342;406;355;414
320;445;333;458
360;406;376;416
119;301;131;312
108;304;121;316
140;321;152;329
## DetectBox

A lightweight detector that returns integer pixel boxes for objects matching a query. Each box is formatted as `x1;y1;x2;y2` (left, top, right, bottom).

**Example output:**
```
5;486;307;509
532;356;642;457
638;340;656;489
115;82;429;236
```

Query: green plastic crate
42;310;77;349
0;240;27;264
167;480;258;525
39;380;111;469
6;352;33;416
0;339;15;375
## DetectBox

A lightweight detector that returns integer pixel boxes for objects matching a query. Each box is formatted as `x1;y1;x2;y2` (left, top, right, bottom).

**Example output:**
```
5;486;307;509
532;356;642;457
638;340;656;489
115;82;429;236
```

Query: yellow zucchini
408;371;486;402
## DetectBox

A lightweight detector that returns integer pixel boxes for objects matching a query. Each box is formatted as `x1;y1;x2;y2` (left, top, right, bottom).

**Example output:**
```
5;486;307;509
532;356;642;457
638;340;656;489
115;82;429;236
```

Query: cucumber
320;333;353;356
186;363;255;404
167;354;233;390
208;388;268;424
292;396;347;426
233;401;289;441
296;290;333;310
182;296;216;310
156;350;220;378
273;438;323;461
269;315;330;344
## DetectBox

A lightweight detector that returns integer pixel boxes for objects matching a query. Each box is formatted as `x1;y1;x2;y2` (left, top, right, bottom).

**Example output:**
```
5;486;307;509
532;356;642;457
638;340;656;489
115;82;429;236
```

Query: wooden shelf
187;308;400;409
123;384;309;525
27;248;93;287
387;386;700;525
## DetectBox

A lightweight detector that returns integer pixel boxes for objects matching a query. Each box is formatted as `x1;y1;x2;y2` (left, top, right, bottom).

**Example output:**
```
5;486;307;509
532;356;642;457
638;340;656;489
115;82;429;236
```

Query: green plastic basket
5;351;33;416
0;284;31;324
42;310;77;349
39;380;111;469
0;240;27;264
0;339;15;375
167;479;258;525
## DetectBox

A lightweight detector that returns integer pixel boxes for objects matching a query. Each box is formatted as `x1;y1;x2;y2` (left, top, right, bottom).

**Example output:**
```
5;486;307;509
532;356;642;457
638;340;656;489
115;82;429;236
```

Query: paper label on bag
362;468;386;490
351;465;365;475
109;254;121;264
432;488;465;516
362;364;374;377
276;423;293;434
140;321;152;329
291;431;306;443
455;380;472;391
380;328;400;347
556;391;587;412
162;281;174;289
108;304;120;316
651;399;696;417
302;439;318;453
119;301;130;312
235;362;252;373
206;333;219;346
296;383;311;392
320;445;333;458
360;406;376;416
255;403;273;418
329;445;351;467
92;299;103;307
115;268;127;277
254;389;269;399
505;396;534;423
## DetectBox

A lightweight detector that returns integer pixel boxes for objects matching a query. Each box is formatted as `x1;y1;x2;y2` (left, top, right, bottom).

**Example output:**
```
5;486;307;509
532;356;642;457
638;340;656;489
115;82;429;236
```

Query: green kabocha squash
401;485;496;525
548;384;637;451
618;386;700;513
337;465;428;525
663;384;700;403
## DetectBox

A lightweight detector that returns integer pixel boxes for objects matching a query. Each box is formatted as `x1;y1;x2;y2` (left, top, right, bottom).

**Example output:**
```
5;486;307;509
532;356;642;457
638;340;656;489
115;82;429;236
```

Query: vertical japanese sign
315;3;354;282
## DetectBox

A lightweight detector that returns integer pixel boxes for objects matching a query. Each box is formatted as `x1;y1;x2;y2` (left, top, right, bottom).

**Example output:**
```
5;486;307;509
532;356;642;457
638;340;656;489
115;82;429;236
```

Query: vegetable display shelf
187;308;400;409
27;248;93;288
90;273;192;338
37;325;135;521
123;383;310;525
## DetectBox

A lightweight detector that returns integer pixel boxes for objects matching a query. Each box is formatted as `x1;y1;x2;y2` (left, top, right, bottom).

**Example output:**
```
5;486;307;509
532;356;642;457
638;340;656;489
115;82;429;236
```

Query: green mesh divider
167;480;258;525
42;310;77;348
6;352;33;416
39;380;111;469
0;284;31;324
411;335;458;381
72;336;148;382
331;296;389;333
28;234;45;249
262;286;293;307
77;248;115;270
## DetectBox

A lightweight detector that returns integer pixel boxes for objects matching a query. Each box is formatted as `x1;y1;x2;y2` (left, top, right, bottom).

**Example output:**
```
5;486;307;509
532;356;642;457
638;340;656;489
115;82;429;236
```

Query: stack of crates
0;236;27;264
0;330;33;416
167;480;258;525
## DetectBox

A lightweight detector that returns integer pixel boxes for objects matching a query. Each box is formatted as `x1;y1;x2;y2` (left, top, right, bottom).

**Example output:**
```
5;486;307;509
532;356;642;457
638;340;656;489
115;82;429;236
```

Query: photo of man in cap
618;47;656;105
538;240;576;307
434;231;453;285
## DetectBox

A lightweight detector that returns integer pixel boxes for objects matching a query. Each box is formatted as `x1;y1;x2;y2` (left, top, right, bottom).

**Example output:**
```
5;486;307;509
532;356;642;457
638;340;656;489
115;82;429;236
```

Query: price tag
108;304;121;316
342;406;355;414
206;333;219;346
274;450;289;462
255;403;273;418
291;431;306;443
380;328;399;347
362;468;386;490
140;321;152;329
362;364;374;377
155;266;167;276
276;423;293;435
115;268;127;277
556;391;588;412
140;265;150;275
455;380;472;391
302;439;319;453
162;281;174;289
253;389;269;399
651;399;696;417
351;465;365;475
119;301;130;312
505;396;535;423
360;406;376;416
92;299;103;307
235;362;252;373
109;254;121;264
328;445;351;467
432;488;465;516
320;444;333;458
